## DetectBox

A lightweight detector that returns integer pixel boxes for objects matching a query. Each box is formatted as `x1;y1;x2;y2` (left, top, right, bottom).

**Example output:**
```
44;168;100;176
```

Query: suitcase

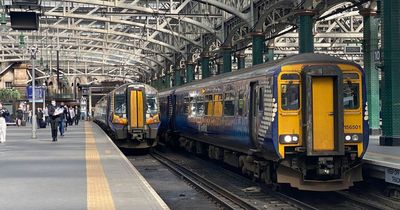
39;120;46;128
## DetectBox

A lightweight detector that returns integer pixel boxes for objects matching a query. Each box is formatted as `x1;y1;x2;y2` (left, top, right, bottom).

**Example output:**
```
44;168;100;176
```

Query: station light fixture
12;0;41;6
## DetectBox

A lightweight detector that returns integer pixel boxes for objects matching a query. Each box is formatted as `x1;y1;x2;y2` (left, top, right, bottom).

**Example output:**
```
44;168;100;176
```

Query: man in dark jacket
48;100;60;141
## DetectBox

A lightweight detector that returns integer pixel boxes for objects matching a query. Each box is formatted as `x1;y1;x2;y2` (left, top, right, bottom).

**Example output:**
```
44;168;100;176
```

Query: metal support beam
251;32;265;65
201;53;210;79
186;62;195;83
380;0;400;146
360;8;380;135
221;46;232;74
298;10;316;53
237;53;246;70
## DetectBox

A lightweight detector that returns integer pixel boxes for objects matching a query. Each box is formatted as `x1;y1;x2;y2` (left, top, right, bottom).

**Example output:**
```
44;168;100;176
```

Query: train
94;83;160;149
158;53;368;191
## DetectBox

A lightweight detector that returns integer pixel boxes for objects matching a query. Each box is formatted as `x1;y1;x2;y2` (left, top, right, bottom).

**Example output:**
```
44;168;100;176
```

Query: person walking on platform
69;107;75;126
63;104;69;131
16;107;23;127
58;103;66;136
43;107;49;126
74;106;80;125
0;103;9;143
48;100;61;142
36;108;43;129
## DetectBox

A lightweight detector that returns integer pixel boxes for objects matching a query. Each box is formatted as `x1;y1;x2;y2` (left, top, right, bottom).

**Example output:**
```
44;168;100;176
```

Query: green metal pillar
201;53;210;79
380;0;400;146
360;8;380;135
298;10;316;53
217;61;222;75
174;69;182;86
222;46;232;73
251;32;265;65
165;74;171;89
266;47;274;62
237;53;246;70
186;62;195;83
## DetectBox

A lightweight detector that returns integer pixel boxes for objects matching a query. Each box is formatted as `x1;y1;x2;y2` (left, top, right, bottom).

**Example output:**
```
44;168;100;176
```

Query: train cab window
238;92;245;116
343;81;360;109
281;83;299;110
213;94;223;117
146;95;158;115
224;92;235;117
204;95;213;116
114;92;126;117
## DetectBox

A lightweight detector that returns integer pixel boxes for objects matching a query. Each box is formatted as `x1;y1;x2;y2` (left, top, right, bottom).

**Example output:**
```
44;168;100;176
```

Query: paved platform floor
0;122;169;210
364;135;400;170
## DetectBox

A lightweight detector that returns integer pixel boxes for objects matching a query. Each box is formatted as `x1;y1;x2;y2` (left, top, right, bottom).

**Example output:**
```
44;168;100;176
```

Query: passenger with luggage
0;103;9;143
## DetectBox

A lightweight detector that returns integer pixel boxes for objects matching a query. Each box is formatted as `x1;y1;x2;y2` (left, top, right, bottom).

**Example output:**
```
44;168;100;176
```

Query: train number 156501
344;125;360;130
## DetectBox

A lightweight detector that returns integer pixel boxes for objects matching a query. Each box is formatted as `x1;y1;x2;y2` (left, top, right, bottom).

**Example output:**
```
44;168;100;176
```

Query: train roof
160;53;361;94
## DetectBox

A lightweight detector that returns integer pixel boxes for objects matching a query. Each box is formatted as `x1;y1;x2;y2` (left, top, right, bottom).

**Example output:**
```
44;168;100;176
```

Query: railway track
151;151;315;210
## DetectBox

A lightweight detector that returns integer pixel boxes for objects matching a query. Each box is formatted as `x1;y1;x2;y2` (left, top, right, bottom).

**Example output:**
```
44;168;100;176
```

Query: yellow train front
272;55;368;191
158;53;368;191
94;83;160;149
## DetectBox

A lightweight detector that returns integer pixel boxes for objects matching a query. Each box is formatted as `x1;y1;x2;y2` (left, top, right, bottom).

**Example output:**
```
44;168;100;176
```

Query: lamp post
29;46;38;139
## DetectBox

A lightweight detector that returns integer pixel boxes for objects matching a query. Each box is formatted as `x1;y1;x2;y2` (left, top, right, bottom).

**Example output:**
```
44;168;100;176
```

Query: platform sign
345;46;362;54
385;168;400;186
26;86;45;102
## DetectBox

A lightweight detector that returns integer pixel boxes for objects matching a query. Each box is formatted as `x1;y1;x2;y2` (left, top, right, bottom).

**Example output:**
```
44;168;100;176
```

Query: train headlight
284;135;292;143
280;135;299;144
345;135;351;141
344;134;362;142
292;136;298;142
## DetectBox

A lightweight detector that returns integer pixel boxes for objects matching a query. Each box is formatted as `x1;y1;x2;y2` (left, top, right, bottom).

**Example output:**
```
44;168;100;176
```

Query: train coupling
131;129;144;141
317;157;334;176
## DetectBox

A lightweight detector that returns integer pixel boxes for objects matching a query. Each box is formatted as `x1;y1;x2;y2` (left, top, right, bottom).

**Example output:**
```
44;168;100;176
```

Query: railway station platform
363;135;400;186
0;122;169;210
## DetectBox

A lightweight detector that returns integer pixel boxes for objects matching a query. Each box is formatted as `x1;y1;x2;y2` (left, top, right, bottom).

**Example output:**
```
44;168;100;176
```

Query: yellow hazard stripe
85;122;116;210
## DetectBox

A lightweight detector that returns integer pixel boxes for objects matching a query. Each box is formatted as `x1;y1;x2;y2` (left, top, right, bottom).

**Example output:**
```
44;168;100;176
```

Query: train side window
213;94;223;117
224;92;235;117
196;96;205;116
184;97;190;115
281;83;299;110
189;97;196;117
343;82;360;109
204;95;213;116
238;92;245;116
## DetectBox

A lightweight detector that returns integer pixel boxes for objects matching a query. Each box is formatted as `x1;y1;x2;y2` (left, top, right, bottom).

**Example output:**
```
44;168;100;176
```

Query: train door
106;94;112;126
167;92;176;131
249;82;261;144
127;87;145;130
302;65;344;156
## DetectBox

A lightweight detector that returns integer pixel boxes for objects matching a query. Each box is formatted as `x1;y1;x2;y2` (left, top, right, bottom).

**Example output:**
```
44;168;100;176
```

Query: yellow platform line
85;122;116;210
